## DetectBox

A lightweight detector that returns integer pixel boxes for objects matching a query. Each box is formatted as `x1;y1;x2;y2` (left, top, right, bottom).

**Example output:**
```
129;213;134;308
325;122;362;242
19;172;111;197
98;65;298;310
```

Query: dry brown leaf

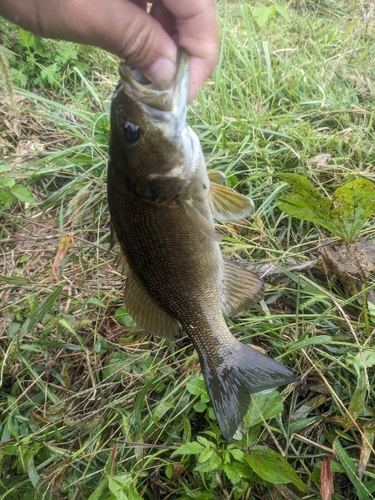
358;421;375;481
320;238;375;304
320;456;334;500
308;153;332;167
52;235;74;280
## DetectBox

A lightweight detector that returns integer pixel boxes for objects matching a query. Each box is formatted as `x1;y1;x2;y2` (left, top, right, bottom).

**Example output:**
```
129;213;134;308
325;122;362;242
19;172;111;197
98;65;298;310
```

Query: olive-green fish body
108;50;297;441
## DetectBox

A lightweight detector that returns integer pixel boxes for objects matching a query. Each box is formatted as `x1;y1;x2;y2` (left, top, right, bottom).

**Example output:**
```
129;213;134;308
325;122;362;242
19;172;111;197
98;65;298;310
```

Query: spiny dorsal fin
221;258;264;316
207;169;226;185
124;273;180;339
209;183;255;222
181;198;222;242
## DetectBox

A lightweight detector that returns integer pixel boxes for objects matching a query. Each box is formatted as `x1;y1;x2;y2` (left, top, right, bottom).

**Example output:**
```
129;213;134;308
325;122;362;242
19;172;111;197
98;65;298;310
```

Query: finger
0;0;178;88
150;2;176;37
161;0;219;102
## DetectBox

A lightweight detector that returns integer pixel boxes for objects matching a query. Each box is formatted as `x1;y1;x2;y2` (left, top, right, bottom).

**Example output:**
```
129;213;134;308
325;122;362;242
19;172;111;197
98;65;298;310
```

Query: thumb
99;1;178;87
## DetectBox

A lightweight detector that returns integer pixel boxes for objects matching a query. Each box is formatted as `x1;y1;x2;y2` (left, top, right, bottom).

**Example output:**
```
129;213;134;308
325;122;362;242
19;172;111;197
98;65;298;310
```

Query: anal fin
124;273;180;339
221;258;264;316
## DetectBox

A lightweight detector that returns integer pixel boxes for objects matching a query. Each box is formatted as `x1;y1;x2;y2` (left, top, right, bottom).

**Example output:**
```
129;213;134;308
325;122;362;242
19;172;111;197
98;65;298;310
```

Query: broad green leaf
244;390;284;428
115;306;134;327
335;440;372;500
108;474;143;500
108;473;142;494
10;67;28;87
103;352;130;381
126;491;144;500
171;441;204;457
186;376;206;395
193;401;207;412
0;188;14;209
276;174;375;243
358;422;375;480
229;448;245;461
223;464;242;484
198;448;214;463
194;451;221;473
86;297;106;307
88;479;108;500
252;6;273;27
27;455;40;487
18;28;35;48
275;4;290;20
196;436;215;449
330;178;375;242
0;175;15;188
10;184;36;203
346;376;367;423
276;174;335;232
245;446;307;491
289;416;321;435
346;349;375;377
186;376;209;401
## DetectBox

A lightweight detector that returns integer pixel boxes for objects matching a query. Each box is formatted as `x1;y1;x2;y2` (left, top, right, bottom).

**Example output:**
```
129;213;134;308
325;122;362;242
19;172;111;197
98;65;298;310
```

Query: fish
107;49;298;442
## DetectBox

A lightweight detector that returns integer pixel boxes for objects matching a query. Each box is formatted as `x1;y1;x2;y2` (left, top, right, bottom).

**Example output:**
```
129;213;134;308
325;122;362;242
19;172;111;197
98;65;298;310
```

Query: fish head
109;49;197;203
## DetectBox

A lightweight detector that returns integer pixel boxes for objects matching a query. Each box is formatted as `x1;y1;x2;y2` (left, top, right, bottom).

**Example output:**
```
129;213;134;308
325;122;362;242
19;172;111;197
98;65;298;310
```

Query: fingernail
145;57;176;89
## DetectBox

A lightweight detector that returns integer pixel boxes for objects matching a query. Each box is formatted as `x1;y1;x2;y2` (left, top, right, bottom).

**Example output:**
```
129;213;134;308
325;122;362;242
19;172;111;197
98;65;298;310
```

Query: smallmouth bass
108;49;297;442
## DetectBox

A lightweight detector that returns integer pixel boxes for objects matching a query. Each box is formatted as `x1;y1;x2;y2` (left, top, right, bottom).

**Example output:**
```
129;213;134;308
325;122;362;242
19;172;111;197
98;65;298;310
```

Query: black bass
108;49;297;442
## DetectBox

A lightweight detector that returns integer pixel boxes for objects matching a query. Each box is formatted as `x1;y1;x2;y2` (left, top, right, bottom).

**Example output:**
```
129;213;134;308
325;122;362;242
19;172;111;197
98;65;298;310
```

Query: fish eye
122;121;141;143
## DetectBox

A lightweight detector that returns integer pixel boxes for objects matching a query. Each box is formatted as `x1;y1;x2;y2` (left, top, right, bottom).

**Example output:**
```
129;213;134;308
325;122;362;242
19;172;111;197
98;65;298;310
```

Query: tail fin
200;341;298;442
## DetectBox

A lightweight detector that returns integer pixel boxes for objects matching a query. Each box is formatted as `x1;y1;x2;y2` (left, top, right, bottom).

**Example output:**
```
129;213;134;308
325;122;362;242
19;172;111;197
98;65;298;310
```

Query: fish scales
109;187;224;323
108;49;298;441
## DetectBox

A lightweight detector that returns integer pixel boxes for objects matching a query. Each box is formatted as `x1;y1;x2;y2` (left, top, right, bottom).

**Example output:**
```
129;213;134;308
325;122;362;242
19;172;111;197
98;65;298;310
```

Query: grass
1;0;375;498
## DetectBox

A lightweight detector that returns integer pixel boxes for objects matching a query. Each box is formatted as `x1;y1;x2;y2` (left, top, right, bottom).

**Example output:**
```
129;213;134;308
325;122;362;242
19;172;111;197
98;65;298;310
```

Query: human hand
0;0;219;102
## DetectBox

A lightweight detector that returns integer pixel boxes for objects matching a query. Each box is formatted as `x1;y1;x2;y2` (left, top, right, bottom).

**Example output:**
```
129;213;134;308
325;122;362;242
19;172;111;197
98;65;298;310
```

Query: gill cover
109;49;193;203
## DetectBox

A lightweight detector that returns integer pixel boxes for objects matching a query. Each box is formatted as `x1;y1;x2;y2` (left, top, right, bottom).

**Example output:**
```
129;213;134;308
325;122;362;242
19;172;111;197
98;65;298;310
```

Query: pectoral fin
221;258;265;316
114;250;130;277
209;182;255;222
181;198;222;242
109;220;120;251
110;221;130;276
207;169;226;184
124;273;180;339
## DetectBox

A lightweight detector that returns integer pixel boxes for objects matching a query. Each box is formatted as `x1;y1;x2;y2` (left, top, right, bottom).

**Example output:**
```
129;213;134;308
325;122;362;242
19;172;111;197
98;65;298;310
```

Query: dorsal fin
209;182;255;222
124;272;180;339
221;258;264;316
181;198;222;242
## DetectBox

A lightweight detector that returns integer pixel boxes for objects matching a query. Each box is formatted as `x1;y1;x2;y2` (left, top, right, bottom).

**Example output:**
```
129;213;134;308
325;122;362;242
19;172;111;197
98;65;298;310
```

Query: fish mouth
118;49;189;124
